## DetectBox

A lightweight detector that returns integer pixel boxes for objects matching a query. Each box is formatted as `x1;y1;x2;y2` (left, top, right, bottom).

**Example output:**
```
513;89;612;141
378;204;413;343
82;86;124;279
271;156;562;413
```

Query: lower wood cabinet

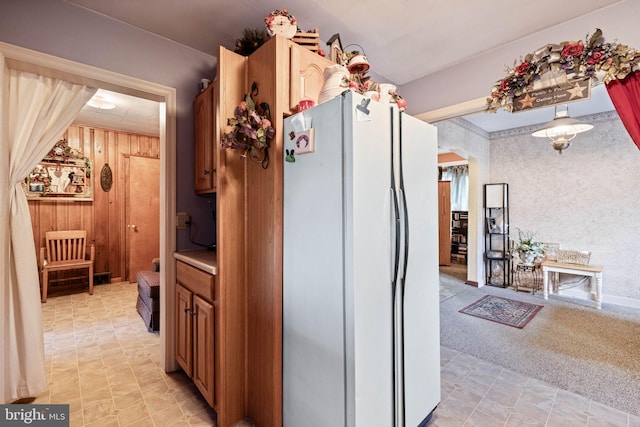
176;261;216;407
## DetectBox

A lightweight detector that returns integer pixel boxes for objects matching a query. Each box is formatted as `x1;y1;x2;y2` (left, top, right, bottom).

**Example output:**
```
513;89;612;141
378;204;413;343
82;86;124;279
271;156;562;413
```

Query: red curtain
606;71;640;150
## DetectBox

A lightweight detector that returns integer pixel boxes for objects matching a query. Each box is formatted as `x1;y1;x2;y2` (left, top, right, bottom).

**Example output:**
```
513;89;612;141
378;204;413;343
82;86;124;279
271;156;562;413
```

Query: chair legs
41;270;49;303
40;267;94;302
89;265;94;295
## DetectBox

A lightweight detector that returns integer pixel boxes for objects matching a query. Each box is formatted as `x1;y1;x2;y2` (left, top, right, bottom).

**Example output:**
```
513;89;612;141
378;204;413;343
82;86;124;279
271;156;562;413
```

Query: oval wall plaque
100;163;113;192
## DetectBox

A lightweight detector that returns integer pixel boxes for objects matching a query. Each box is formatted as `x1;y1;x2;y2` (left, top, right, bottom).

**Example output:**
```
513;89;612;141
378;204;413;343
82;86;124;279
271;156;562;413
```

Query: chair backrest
45;230;88;262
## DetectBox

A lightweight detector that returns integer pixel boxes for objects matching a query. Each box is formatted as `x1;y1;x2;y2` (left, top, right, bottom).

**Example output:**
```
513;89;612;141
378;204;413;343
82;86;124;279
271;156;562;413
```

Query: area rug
459;295;543;328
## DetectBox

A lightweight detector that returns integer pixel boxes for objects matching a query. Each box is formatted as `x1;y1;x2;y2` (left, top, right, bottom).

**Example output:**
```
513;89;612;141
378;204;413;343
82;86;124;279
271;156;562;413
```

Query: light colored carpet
439;267;640;417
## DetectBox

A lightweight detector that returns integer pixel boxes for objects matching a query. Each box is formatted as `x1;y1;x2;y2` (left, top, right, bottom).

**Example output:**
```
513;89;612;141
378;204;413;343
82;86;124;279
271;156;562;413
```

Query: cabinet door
438;181;451;265
289;43;331;112
193;295;215;407
194;84;215;193
175;284;193;376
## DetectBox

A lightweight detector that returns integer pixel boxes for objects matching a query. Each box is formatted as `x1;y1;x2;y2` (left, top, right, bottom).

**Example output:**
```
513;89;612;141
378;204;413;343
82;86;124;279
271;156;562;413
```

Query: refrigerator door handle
397;189;409;280
391;187;401;284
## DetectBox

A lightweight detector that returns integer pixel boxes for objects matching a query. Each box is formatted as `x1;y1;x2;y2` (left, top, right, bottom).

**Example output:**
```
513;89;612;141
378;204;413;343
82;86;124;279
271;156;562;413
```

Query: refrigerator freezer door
398;113;441;425
283;96;347;427
346;93;395;427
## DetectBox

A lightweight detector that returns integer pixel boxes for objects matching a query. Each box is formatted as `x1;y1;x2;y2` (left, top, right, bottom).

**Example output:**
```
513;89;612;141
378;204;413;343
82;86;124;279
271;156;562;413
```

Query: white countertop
173;249;217;275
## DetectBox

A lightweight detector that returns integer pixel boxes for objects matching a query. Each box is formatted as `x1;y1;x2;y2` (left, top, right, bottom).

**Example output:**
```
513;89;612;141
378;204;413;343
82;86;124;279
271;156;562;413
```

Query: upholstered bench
136;258;160;331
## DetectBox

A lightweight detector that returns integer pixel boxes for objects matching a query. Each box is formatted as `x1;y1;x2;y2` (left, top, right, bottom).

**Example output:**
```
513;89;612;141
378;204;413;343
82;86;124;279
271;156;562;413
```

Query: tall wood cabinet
191;35;332;427
194;83;217;194
438;181;451;265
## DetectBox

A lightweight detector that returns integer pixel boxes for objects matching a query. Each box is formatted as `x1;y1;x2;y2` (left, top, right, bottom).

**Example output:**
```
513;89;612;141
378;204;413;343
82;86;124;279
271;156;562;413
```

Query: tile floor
33;281;639;426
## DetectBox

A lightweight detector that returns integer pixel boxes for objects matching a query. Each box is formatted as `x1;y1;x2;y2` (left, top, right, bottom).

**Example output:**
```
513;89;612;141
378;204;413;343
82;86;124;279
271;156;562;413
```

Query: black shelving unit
484;183;510;287
451;211;468;264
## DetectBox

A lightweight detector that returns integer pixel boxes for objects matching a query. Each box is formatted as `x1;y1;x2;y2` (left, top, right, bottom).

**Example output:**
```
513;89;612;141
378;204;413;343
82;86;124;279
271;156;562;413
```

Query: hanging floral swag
221;82;275;169
487;28;640;112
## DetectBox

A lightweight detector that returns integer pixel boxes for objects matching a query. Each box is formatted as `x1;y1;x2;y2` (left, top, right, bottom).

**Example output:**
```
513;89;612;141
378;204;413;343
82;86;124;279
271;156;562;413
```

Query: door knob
128;224;138;231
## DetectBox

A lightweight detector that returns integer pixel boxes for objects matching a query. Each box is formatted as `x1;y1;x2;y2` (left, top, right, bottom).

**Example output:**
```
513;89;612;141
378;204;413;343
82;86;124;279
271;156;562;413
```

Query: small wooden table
541;261;603;309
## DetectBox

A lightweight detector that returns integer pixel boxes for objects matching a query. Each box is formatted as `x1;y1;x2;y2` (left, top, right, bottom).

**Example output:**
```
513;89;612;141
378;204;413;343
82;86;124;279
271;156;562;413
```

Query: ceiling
75;89;160;136
69;0;621;135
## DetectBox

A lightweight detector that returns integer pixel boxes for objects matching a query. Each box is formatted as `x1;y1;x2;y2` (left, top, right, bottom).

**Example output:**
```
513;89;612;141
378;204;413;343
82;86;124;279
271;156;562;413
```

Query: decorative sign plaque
512;78;591;113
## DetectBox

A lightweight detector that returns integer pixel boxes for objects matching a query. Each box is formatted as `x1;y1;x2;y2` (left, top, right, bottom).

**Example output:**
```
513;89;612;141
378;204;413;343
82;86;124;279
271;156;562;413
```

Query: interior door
125;155;160;281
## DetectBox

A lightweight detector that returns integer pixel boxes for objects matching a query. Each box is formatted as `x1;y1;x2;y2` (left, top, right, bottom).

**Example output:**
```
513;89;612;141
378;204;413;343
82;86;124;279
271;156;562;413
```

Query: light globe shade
531;105;593;153
531;116;594;139
531;106;593;139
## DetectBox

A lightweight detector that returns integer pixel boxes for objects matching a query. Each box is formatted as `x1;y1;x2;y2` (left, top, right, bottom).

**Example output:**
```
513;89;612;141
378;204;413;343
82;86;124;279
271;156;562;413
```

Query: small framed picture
327;33;343;65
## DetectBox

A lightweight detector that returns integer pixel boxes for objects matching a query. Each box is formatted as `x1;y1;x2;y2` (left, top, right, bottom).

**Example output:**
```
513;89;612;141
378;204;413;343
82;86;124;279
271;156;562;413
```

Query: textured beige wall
489;114;640;303
436;113;640;304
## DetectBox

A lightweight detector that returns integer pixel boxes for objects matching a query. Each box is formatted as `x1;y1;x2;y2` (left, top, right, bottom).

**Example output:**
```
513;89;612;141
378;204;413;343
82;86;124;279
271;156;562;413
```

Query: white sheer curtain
444;165;469;211
1;69;95;402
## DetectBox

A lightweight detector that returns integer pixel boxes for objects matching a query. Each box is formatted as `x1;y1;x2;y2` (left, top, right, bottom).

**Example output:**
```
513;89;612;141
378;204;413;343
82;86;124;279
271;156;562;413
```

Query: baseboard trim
602;294;640;309
465;280;479;287
559;287;640;309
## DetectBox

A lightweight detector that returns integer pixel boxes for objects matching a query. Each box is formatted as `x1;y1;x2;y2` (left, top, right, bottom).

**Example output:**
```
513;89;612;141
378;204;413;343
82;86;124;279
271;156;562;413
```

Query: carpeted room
439;265;640;419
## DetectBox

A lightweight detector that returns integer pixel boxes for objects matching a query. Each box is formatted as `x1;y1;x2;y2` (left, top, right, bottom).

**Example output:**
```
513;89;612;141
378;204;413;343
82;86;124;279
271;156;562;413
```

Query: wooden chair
40;230;95;303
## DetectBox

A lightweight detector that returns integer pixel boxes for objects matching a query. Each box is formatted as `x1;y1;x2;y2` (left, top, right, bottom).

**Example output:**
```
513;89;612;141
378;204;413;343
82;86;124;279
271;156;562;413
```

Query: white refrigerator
283;91;440;427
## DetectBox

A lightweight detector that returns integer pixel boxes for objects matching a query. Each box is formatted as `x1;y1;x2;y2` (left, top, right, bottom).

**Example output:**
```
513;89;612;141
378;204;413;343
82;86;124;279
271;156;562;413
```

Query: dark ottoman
136;269;160;332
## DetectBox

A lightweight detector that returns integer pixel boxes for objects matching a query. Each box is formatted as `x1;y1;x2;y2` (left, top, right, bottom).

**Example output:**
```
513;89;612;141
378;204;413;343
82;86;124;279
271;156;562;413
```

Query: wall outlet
176;212;190;229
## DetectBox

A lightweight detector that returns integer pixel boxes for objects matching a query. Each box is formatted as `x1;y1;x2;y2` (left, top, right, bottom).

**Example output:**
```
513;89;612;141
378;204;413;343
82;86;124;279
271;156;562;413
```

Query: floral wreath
221;82;275;169
486;29;640;112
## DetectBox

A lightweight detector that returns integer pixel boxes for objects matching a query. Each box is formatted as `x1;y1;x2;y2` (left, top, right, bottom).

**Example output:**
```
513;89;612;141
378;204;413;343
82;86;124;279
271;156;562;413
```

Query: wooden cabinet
175;260;216;407
289;42;331;112
194;83;216;194
438;181;451;265
197;36;332;427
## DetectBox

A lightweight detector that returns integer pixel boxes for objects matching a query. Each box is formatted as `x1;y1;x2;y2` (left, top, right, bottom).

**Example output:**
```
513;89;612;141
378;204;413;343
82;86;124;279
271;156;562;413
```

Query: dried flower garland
487;29;640;112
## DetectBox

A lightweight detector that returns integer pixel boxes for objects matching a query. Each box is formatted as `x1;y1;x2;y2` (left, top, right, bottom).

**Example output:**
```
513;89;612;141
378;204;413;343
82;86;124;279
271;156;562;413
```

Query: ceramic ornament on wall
100;163;113;192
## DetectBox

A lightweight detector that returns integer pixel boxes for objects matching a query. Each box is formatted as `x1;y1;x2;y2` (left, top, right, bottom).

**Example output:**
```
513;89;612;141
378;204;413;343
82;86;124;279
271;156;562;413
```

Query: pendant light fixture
531;105;593;154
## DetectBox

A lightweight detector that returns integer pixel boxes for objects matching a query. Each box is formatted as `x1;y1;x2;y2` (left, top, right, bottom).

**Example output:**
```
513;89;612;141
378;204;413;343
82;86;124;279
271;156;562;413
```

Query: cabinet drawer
177;260;215;301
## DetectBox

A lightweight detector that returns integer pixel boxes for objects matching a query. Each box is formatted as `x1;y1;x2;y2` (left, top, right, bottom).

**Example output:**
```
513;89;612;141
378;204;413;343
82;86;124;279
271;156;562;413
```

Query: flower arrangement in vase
515;228;545;264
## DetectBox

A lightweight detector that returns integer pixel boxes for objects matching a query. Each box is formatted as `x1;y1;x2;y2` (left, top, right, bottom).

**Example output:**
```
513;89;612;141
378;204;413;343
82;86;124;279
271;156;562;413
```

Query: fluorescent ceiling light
86;93;116;110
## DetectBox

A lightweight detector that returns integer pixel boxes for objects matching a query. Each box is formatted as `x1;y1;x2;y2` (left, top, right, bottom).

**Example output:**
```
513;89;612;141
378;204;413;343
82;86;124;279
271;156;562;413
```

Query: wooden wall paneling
117;131;132;281
29;124;158;290
29;203;40;256
215;46;248;427
80;127;95;259
149;134;160;158
92;128;110;275
244;35;288;427
106;129;121;282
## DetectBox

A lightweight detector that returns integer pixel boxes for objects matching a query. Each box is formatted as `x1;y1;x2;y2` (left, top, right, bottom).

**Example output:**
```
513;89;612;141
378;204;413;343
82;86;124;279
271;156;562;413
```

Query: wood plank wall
29;124;159;284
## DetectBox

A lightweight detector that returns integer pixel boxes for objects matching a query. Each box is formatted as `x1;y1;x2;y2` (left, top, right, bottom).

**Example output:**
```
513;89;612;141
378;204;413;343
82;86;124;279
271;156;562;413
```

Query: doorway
438;150;471;283
1;42;177;372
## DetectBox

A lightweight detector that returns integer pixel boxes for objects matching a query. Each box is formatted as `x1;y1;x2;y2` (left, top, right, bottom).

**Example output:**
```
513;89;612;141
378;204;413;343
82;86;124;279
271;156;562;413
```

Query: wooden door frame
0;41;178;372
